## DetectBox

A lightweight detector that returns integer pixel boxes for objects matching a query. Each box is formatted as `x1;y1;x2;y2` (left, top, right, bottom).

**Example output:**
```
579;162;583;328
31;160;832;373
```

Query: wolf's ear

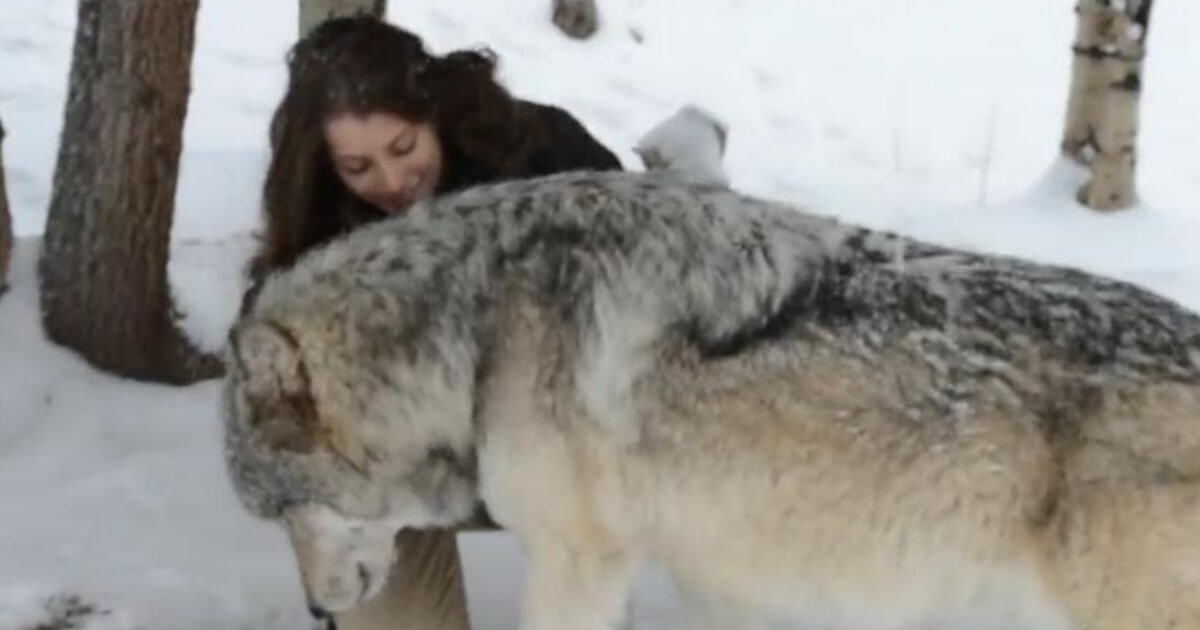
227;319;372;470
229;319;306;399
228;319;321;453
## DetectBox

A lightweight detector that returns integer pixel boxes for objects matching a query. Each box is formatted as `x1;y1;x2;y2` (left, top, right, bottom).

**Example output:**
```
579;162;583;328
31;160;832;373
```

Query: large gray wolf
222;170;1200;630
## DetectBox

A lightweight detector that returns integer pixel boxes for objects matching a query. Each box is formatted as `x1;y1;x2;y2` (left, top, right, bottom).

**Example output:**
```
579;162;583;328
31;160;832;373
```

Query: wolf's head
220;310;481;613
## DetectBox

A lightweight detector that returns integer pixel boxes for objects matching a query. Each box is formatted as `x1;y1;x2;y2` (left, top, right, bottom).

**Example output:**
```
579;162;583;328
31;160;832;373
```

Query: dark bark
39;0;220;384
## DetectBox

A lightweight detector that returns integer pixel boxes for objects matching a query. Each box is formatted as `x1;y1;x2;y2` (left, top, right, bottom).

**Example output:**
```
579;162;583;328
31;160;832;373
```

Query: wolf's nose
308;603;337;629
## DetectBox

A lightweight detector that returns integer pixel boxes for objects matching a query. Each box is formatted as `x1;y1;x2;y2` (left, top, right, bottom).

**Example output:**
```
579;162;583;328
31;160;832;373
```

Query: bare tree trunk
552;0;599;39
1061;0;1154;211
39;0;220;385
0;116;12;296
300;0;386;36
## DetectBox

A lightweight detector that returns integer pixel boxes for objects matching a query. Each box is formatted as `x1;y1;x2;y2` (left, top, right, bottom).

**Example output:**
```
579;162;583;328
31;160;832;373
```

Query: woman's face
323;111;444;214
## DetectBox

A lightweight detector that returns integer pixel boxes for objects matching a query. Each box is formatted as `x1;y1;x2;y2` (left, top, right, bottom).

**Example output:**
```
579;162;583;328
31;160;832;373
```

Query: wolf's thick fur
223;170;1200;629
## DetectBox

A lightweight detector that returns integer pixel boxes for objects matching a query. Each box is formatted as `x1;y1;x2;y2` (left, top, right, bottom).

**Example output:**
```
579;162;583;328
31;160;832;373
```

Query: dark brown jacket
436;99;623;194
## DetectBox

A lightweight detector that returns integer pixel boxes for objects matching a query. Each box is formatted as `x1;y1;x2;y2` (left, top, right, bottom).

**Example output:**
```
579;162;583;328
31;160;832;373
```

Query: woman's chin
377;200;412;215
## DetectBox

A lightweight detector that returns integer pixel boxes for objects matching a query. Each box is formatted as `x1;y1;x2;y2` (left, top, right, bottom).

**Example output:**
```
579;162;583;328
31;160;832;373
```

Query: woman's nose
379;166;407;194
381;167;419;196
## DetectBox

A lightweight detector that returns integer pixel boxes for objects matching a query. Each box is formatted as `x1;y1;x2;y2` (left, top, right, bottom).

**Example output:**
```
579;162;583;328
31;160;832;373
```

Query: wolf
222;169;1200;630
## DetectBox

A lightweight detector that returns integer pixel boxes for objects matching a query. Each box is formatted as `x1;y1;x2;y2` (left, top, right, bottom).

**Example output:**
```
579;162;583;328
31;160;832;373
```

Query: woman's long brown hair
248;15;538;282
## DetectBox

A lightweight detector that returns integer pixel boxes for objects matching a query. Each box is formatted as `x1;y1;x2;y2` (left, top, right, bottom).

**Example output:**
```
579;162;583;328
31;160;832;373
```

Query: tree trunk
39;0;221;385
552;0;599;39
1061;0;1154;211
299;0;387;36
0;116;12;296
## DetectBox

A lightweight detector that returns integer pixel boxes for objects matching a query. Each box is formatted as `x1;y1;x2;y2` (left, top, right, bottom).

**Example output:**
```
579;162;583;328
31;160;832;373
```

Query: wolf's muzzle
308;603;337;630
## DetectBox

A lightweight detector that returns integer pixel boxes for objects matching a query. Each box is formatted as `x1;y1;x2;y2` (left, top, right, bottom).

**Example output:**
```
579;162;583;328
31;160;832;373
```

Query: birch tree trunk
1061;0;1154;211
300;0;387;36
39;0;221;384
0;116;12;295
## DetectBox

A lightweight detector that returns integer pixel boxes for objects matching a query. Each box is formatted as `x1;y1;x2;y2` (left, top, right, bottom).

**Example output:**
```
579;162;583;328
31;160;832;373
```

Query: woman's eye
390;136;416;156
341;162;370;176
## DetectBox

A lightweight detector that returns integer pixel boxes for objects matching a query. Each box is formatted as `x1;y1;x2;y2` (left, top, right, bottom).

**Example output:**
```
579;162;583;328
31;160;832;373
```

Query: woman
244;14;623;630
249;14;622;281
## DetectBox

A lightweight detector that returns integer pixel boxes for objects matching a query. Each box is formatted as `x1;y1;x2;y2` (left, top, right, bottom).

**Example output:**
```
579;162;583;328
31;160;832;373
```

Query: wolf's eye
268;499;292;519
426;444;459;466
424;444;477;482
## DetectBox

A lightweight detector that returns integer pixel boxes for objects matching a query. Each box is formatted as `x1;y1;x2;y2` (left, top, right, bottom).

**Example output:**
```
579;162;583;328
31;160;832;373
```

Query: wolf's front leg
518;541;637;630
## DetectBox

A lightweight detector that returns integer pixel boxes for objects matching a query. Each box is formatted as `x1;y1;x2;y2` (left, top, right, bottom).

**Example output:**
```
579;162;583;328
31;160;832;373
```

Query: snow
2;0;1199;628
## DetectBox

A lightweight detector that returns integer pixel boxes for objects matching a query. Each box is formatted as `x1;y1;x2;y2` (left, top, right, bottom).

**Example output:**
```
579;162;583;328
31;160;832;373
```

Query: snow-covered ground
1;0;1198;627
